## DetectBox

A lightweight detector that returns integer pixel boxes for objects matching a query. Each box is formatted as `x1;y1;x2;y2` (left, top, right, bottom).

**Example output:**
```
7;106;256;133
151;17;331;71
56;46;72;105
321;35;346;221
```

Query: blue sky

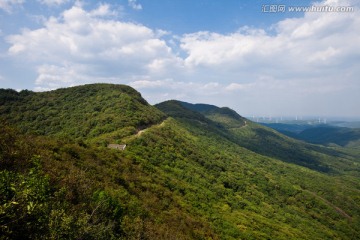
0;0;359;118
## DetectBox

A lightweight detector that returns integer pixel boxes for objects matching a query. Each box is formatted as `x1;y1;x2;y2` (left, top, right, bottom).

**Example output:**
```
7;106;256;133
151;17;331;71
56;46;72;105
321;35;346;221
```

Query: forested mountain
0;84;165;141
262;123;360;148
297;126;360;148
157;100;353;173
1;84;360;239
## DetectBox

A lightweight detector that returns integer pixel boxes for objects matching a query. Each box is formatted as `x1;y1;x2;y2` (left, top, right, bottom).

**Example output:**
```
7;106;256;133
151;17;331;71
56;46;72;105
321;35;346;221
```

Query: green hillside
1;84;360;239
0;84;165;142
261;123;360;148
260;123;315;134
297;126;360;148
157;100;355;174
178;101;247;129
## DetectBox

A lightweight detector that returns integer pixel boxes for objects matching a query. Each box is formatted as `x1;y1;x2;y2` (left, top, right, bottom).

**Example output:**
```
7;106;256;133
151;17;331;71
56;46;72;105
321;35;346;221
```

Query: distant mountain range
262;123;360;148
1;84;359;239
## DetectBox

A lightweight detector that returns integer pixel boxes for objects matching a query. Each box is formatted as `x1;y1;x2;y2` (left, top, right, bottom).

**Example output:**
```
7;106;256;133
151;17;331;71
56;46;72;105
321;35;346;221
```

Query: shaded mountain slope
297;126;360;148
177;101;246;129
261;123;360;148
156;100;354;174
260;123;316;134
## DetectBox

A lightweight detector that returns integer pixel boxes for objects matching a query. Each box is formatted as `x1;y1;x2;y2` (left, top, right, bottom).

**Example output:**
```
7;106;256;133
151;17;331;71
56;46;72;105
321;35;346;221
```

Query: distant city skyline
248;115;360;122
0;0;359;117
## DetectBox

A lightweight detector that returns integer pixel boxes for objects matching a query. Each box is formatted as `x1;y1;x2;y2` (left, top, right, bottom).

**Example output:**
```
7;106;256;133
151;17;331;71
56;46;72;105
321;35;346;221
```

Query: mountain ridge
0;83;165;142
262;123;360;148
156;100;354;174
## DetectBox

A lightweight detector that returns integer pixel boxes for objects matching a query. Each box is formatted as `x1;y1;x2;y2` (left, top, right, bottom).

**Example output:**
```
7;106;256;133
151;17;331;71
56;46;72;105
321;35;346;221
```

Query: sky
0;0;359;118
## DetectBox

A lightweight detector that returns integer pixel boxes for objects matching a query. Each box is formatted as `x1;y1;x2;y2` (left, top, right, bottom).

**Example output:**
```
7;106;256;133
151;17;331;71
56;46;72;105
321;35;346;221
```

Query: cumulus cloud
7;3;180;90
175;0;360;115
225;83;252;91
128;0;142;10
181;6;359;72
34;63;124;91
129;78;226;104
0;0;24;13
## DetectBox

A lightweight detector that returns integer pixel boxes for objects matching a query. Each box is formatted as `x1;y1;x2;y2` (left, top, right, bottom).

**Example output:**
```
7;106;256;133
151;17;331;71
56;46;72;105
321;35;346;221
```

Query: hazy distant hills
1;84;360;239
298;126;360;147
262;123;360;148
261;123;316;134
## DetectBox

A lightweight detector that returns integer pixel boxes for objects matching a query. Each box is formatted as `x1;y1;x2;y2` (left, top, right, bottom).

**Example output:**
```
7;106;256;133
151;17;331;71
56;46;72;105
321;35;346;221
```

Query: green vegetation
262;123;360;148
0;84;165;142
0;124;214;239
158;101;357;174
297;126;360;148
261;123;315;134
1;84;360;239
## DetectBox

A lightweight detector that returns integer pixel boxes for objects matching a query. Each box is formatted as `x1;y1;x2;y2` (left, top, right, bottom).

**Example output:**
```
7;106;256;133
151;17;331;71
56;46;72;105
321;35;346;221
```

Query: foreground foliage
0;124;214;239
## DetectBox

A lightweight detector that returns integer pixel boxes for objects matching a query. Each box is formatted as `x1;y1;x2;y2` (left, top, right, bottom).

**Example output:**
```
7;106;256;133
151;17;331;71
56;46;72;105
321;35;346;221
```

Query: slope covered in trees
157;100;357;174
1;84;360;239
261;123;360;148
0;84;165;142
297;126;360;148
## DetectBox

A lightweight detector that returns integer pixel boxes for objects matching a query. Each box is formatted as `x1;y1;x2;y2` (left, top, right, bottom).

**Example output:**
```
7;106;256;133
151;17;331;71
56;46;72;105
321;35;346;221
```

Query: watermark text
261;5;354;13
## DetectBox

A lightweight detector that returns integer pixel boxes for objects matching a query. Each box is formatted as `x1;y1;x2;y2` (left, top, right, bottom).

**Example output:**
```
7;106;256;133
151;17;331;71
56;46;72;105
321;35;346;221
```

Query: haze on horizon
0;0;359;118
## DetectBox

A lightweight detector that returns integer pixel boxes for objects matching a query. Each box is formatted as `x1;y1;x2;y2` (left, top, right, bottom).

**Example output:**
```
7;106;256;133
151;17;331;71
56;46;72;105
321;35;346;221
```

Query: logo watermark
261;5;354;13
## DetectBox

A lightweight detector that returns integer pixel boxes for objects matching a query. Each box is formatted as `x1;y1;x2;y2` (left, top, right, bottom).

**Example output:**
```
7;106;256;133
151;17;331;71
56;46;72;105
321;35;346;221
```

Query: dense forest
262;123;360;148
1;84;360;239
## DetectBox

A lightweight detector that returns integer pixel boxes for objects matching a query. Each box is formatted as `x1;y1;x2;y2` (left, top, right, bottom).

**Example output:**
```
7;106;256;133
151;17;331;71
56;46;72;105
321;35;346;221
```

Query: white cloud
225;83;252;91
89;3;118;17
7;3;178;90
34;63;124;90
181;12;359;72
35;64;80;88
0;0;24;13
129;79;166;89
175;0;360;116
181;30;270;68
128;0;142;10
129;79;223;102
